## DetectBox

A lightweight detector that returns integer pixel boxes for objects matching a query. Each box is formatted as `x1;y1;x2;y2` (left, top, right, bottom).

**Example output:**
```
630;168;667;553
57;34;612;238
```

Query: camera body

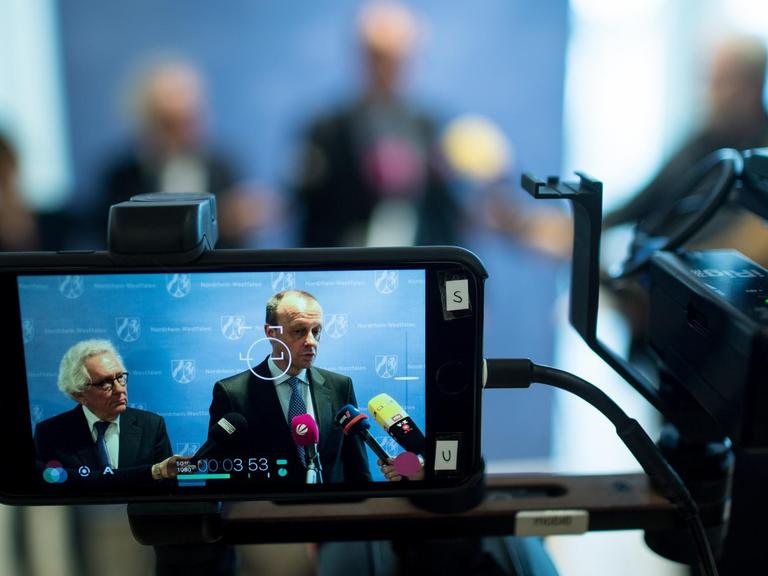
649;249;768;446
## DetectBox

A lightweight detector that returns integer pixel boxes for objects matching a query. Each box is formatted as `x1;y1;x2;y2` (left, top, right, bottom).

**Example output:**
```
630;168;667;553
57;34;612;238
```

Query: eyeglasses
89;372;129;392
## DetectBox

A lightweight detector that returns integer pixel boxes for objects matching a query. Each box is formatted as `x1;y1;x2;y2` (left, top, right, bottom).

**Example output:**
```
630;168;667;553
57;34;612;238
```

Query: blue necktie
94;421;111;470
286;377;307;467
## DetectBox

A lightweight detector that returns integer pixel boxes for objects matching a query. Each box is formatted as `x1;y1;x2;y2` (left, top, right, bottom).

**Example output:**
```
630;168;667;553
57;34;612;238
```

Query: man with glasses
34;339;181;483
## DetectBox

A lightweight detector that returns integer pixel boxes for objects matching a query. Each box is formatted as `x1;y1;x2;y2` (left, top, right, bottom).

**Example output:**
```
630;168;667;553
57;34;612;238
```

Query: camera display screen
18;268;426;490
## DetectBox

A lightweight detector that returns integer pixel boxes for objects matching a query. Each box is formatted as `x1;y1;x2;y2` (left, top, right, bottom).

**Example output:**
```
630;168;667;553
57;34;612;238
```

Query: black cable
485;359;719;576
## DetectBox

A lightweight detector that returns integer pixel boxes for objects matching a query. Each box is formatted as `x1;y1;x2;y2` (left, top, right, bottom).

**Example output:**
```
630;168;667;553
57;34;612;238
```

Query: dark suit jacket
207;358;372;483
34;406;172;484
295;99;460;248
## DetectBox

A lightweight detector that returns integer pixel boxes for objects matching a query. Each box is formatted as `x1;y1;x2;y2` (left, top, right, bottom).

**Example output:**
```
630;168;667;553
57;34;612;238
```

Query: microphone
392;451;423;477
290;413;323;484
368;393;426;455
193;413;249;460
335;404;391;463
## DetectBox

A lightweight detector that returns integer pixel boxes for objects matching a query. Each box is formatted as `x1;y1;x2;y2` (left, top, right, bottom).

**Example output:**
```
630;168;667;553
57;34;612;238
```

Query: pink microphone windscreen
291;413;320;446
393;451;422;477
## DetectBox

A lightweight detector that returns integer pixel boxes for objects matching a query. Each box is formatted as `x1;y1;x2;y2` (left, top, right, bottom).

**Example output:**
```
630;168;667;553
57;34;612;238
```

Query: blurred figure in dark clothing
98;59;266;247
604;34;768;234
0;132;39;251
604;35;768;353
294;1;459;247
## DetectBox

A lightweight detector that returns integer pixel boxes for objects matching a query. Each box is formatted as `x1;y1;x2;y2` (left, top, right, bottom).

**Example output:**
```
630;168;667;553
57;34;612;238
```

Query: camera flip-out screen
19;268;427;493
0;247;484;504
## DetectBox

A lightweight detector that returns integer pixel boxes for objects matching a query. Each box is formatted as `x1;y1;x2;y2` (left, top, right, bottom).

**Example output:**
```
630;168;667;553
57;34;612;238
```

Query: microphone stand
305;447;323;484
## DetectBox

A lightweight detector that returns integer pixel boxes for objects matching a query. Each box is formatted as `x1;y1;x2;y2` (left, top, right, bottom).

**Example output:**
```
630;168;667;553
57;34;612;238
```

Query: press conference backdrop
19;269;425;481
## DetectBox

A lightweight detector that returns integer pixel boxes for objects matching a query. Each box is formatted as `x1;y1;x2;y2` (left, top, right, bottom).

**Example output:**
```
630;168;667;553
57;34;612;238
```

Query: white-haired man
34;339;181;483
96;59;254;247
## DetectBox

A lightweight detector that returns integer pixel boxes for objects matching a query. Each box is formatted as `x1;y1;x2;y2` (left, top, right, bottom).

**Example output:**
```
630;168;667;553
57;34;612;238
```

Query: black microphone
193;413;249;460
335;404;391;463
368;393;426;455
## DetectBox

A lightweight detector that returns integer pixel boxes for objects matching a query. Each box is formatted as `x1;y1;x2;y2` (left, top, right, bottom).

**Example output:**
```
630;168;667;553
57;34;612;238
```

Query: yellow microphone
368;393;425;455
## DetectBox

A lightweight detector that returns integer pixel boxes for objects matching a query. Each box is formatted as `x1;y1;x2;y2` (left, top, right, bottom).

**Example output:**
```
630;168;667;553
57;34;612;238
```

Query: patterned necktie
94;421;112;470
286;376;307;467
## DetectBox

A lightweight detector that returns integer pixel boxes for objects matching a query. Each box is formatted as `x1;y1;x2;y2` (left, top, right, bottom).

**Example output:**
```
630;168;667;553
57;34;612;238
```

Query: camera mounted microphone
368;393;426;456
290;413;323;484
193;413;249;460
335;405;391;463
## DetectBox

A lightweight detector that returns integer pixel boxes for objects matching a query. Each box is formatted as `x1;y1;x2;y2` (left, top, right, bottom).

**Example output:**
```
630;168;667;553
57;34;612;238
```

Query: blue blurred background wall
54;0;570;464
58;1;567;210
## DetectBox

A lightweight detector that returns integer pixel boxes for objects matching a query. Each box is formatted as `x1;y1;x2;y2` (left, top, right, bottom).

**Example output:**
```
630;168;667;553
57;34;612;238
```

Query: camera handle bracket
521;172;671;417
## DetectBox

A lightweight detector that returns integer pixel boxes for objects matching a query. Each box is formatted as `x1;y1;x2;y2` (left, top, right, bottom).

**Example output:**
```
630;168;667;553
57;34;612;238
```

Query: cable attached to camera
484;358;719;576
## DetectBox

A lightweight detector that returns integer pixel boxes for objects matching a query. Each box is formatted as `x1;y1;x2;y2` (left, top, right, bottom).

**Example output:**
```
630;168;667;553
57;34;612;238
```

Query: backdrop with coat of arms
18;269;425;480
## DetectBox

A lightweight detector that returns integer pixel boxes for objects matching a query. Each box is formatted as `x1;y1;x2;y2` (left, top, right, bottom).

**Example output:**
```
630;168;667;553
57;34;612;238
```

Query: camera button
436;361;468;394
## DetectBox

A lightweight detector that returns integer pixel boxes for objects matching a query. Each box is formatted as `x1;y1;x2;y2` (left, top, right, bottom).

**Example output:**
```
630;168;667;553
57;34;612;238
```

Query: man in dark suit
207;290;371;483
294;2;459;248
34;339;181;484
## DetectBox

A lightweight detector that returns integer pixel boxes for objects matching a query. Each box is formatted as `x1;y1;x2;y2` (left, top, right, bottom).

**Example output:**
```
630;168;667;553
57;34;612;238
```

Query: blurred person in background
0;132;40;251
600;34;768;358
294;1;459;248
440;114;572;260
98;58;269;248
603;34;768;266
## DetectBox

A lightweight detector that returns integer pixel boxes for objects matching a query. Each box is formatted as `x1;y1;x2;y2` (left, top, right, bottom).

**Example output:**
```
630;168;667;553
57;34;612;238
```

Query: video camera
3;147;767;575
521;146;768;573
